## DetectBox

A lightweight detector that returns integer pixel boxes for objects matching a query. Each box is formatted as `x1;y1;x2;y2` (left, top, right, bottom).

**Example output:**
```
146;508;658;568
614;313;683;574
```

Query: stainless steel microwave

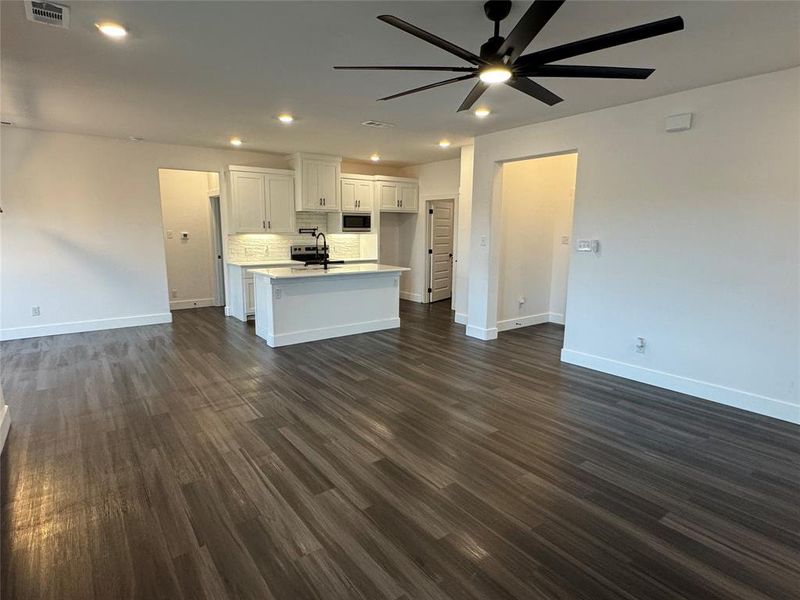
341;213;371;232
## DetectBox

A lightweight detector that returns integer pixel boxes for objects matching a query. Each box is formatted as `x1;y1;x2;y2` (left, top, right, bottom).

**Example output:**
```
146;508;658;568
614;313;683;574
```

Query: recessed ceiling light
277;114;294;124
230;137;243;146
479;66;512;84
438;140;451;148
474;107;491;118
128;136;143;142
95;21;127;39
370;154;381;162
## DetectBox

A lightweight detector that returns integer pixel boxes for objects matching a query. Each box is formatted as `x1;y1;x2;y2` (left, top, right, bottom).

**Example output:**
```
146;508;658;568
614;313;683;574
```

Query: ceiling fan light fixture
277;113;294;124
474;107;491;118
479;66;512;84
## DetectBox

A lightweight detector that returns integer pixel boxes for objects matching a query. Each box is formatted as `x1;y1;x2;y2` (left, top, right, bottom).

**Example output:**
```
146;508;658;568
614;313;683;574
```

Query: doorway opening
497;151;578;331
426;198;455;303
158;168;225;310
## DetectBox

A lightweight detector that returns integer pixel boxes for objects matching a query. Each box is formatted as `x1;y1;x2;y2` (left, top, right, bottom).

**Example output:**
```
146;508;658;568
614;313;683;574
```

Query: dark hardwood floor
2;301;799;599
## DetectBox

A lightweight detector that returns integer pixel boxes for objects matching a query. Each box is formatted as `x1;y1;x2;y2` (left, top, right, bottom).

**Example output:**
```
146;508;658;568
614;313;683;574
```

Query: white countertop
227;259;304;267
228;258;377;267
251;263;409;280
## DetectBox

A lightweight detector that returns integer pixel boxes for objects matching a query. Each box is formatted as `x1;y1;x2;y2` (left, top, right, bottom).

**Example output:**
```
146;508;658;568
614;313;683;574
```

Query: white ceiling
2;1;798;165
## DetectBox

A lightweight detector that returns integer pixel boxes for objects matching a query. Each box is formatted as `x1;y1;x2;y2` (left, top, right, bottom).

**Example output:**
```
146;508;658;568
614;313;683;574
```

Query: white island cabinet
226;260;304;321
252;264;409;348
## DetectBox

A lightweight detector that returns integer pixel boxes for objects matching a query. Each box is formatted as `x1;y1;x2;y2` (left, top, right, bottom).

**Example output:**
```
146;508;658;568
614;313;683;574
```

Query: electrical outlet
635;337;646;354
274;288;282;300
31;306;40;317
561;235;570;245
518;296;526;305
171;289;178;299
166;230;174;239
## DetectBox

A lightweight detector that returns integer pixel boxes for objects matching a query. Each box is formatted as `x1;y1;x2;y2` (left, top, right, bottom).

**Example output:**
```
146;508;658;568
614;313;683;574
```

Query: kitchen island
252;264;410;348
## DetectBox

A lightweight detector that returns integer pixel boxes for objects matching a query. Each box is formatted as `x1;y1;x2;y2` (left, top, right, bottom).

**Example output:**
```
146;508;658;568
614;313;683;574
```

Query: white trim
169;297;216;310
266;317;400;347
227;165;294;176
224;305;232;316
497;312;550;332
560;349;800;425
549;312;565;325
0;313;173;341
399;291;423;303
466;324;498;340
454;312;468;325
340;172;376;181
0;404;10;454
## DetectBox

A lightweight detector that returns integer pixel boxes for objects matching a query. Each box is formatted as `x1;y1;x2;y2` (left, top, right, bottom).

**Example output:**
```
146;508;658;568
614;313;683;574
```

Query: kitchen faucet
307;232;344;270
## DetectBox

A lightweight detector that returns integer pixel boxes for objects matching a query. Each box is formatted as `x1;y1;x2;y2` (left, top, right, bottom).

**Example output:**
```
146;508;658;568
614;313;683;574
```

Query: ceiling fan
334;0;684;111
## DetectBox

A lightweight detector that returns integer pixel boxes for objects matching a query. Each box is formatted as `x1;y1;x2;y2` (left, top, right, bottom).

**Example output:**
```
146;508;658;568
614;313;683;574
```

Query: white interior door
428;200;454;303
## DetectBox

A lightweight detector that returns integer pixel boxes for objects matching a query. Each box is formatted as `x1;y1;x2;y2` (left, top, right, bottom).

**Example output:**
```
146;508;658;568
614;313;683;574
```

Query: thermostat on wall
577;239;599;253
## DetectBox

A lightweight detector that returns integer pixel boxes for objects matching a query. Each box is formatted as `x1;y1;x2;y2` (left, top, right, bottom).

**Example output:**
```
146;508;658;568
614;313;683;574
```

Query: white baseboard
266;317;400;347
498;312;565;332
170;297;216;310
399;291;423;303
454;312;468;325
0;313;173;341
0;404;10;454
497;312;550;332
466;324;498;341
561;349;800;425
224;306;232;316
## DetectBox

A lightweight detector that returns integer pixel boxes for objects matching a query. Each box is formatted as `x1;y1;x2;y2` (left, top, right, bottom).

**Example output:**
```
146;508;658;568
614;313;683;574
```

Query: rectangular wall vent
360;120;395;129
24;1;70;28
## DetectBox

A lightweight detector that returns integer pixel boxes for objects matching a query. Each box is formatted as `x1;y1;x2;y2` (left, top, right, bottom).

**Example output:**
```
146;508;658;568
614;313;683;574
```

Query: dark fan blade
334;66;476;73
522;65;654;79
505;77;563;105
498;0;565;62
378;15;487;66
379;73;477;101
515;16;684;69
457;81;489;112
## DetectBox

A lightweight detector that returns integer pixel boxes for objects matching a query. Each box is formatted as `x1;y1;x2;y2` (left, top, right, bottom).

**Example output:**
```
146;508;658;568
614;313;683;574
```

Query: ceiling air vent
24;1;70;28
360;120;395;129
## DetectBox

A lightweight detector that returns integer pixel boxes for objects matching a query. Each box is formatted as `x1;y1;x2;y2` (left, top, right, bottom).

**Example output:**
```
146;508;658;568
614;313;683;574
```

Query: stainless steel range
290;244;329;262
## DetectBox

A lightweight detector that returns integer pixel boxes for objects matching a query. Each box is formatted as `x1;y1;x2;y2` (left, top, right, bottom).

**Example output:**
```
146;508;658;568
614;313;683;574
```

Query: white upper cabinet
266;176;294;233
376;177;418;213
228;167;295;234
288;153;341;211
230;171;266;232
341;175;374;213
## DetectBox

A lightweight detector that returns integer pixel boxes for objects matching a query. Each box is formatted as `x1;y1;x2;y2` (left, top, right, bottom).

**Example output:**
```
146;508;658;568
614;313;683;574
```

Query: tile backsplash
227;212;364;261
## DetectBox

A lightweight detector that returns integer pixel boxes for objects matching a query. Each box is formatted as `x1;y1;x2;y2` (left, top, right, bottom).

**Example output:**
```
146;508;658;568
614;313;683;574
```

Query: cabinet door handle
262;220;266;229
268;220;271;229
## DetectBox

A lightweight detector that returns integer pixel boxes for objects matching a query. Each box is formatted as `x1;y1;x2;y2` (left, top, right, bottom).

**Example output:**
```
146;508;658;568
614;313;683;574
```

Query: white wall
158;169;217;309
0;128;287;340
398;158;461;302
498;153;577;330
454;144;474;323
467;67;800;424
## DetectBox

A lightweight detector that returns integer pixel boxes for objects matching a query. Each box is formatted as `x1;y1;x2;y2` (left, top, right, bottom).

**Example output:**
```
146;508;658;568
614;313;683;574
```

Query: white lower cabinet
244;276;256;316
